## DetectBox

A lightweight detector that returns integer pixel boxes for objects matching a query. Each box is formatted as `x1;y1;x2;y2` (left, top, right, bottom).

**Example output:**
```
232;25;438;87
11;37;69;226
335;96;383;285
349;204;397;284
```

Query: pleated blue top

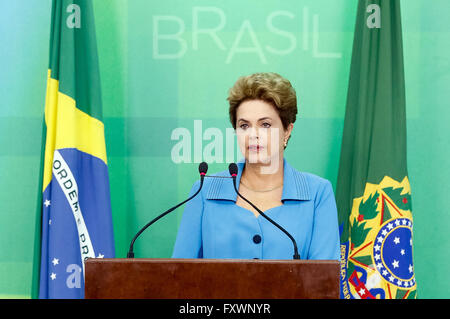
172;158;340;260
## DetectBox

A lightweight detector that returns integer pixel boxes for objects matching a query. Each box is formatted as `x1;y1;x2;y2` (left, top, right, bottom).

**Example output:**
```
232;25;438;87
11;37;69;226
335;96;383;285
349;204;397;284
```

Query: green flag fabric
33;0;115;299
336;0;416;299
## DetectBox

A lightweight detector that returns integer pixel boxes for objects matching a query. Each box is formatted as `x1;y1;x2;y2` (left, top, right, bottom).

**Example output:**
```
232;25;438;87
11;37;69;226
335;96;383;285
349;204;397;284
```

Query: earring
284;139;287;148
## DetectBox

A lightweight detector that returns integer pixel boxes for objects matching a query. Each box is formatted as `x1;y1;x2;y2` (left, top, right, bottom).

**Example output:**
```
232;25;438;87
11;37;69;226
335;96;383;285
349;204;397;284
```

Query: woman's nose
248;127;260;140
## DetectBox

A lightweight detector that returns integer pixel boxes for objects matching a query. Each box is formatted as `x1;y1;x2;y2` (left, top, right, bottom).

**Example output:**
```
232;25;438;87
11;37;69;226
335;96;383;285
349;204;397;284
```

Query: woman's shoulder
300;170;331;187
188;167;234;200
287;163;334;199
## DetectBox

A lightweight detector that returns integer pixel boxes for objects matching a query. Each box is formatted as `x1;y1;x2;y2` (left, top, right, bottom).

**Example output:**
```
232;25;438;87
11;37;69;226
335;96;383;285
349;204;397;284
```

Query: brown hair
227;72;298;130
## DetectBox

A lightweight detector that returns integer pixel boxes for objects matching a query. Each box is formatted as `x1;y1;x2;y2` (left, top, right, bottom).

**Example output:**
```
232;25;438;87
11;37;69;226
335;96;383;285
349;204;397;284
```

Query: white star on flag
97;253;104;258
393;237;400;244
387;223;394;230
392;260;399;268
400;249;405;255
52;258;59;266
44;199;51;207
50;273;56;280
358;288;366;296
409;264;413;273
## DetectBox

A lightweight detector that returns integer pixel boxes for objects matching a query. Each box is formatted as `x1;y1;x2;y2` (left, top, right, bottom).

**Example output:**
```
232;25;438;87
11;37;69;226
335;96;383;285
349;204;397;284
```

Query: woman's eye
262;122;271;128
239;123;248;129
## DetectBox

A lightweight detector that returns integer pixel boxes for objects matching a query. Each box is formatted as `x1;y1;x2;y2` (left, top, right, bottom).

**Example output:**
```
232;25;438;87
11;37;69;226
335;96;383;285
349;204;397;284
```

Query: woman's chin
245;153;275;165
244;153;282;174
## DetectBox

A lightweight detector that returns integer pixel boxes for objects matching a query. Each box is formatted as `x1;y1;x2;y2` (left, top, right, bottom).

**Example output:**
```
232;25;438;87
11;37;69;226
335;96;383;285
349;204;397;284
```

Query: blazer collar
205;158;311;202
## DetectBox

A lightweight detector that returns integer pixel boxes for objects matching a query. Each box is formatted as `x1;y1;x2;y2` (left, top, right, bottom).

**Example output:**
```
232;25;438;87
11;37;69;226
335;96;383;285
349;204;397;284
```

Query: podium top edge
85;258;339;265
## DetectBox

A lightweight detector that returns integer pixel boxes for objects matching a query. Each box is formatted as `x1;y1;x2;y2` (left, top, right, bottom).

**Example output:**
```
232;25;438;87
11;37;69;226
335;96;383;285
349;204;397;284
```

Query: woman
172;72;340;260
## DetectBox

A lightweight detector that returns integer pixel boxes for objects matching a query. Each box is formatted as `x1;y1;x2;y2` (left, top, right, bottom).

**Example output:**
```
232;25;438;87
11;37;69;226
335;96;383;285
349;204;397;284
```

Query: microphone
228;163;301;260
127;162;208;258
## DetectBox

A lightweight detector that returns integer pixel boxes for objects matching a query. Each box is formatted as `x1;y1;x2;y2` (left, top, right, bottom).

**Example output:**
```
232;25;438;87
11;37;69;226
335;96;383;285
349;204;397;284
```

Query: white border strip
52;150;95;276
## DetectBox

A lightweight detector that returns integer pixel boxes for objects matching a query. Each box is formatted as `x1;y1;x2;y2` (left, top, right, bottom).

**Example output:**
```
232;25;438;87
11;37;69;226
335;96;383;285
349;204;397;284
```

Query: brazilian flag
336;1;416;299
32;0;115;299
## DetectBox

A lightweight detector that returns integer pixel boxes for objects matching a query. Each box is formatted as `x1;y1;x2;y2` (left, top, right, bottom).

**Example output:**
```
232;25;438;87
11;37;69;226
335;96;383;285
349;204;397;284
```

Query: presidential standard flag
336;1;416;299
35;0;115;299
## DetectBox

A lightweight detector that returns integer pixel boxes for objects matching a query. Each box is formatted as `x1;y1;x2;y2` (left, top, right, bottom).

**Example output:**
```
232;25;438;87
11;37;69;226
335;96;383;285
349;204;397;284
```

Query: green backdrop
0;0;449;298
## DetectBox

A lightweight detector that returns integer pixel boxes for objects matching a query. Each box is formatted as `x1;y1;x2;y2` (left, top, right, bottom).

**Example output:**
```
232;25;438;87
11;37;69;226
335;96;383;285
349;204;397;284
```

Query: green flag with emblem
336;0;417;299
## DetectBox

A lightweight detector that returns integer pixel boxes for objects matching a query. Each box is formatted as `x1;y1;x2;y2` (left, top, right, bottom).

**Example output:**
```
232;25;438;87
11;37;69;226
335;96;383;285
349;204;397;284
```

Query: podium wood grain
85;258;339;299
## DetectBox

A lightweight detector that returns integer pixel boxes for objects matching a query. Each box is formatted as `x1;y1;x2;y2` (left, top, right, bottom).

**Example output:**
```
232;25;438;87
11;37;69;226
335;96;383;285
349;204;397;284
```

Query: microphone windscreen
199;162;208;175
228;163;238;176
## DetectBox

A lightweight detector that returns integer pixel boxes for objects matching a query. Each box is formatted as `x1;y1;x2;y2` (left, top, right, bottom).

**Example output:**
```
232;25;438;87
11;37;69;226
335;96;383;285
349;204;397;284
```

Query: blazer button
253;235;262;244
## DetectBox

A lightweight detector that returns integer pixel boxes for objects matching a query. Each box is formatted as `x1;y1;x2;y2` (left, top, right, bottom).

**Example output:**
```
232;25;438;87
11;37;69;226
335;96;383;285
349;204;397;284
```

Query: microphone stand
127;164;207;258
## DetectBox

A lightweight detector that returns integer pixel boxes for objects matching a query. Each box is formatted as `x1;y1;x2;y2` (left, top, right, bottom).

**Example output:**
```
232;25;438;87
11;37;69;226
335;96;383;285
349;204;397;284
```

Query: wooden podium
85;258;339;299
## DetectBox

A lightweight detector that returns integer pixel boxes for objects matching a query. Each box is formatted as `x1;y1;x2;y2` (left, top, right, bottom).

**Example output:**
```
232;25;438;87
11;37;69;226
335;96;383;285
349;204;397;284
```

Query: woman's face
235;99;293;167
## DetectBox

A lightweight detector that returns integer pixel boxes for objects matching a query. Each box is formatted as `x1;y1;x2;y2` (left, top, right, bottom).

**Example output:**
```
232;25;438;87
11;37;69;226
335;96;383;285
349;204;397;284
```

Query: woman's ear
284;123;294;141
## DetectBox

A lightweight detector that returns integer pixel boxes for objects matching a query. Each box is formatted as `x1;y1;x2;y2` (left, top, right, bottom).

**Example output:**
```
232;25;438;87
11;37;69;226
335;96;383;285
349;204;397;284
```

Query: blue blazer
172;158;340;260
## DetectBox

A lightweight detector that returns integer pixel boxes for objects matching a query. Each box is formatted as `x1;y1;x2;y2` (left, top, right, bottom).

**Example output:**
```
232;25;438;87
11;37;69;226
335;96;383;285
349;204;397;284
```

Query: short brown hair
227;72;298;130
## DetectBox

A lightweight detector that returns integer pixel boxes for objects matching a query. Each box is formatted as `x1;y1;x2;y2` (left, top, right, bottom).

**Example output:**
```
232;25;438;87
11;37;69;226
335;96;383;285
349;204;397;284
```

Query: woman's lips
248;145;264;152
